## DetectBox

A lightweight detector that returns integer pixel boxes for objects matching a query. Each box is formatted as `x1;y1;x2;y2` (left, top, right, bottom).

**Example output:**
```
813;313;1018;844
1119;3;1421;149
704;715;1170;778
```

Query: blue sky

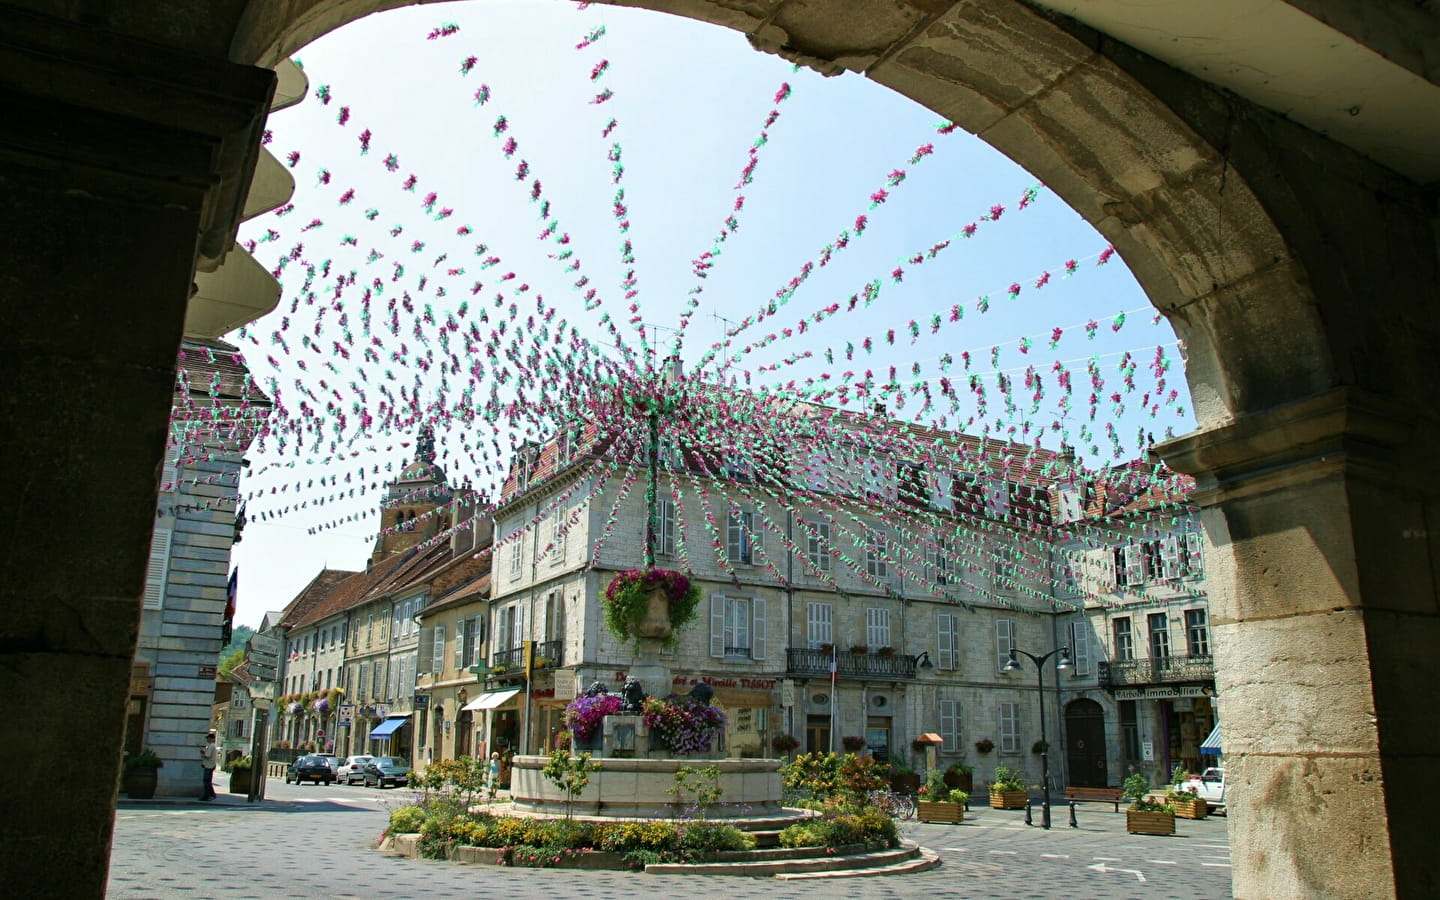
228;0;1190;627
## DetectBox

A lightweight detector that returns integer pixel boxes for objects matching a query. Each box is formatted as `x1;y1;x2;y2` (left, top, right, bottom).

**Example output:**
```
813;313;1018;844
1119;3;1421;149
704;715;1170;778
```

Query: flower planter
123;766;159;799
229;769;253;795
944;771;974;793
989;788;1028;810
1171;796;1208;819
1127;809;1177;835
889;772;921;794
917;800;965;824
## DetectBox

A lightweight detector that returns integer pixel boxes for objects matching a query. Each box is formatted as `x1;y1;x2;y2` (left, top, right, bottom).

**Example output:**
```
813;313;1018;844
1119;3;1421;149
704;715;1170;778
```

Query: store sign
553;671;575;700
780;679;795;708
670;675;778;690
1113;686;1209;701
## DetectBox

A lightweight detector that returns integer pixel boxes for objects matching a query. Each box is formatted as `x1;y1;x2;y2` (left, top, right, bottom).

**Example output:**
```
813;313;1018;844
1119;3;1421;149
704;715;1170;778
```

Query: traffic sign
248;662;276;682
248;633;281;656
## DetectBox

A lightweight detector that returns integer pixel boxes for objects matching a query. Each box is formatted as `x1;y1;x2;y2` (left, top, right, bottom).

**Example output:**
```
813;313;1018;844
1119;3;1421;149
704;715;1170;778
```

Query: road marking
1040;854;1070;859
988;850;1017;855
1148;860;1177;865
1200;854;1231;859
940;848;970;852
1203;862;1233;868
1087;862;1147;883
1092;857;1121;861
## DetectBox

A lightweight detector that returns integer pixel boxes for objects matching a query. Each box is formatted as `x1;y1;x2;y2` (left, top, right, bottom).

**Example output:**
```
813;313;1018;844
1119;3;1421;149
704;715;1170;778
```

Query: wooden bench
1064;786;1125;812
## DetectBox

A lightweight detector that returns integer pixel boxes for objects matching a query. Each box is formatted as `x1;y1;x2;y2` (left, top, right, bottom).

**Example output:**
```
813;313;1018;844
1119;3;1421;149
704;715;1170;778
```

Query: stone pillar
1160;389;1440;900
0;11;274;898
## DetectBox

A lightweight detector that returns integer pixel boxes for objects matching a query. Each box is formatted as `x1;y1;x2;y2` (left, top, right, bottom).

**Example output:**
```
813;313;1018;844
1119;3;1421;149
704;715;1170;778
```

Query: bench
1064;786;1125;812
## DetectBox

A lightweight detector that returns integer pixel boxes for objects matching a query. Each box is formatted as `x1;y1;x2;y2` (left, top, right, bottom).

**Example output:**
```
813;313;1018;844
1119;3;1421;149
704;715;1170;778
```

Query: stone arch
229;0;1339;431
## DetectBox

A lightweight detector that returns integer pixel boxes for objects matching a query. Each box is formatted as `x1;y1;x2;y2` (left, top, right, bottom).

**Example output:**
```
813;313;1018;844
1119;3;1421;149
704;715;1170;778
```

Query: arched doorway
1063;699;1108;789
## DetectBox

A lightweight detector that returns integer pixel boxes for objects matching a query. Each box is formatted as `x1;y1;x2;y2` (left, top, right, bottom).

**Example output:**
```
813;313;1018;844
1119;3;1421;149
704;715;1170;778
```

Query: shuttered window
865;607;891;649
806;603;832;649
142;526;172;610
807;521;831;573
1069;619;1091;675
939;698;961;751
936;613;959;669
999;701;1020;753
995;617;1015;670
453;619;465;669
657;497;676;556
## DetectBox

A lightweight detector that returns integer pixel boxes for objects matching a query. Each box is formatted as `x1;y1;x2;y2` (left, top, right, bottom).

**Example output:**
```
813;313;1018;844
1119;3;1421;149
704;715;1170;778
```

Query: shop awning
461;688;521;712
369;717;411;740
1200;721;1222;754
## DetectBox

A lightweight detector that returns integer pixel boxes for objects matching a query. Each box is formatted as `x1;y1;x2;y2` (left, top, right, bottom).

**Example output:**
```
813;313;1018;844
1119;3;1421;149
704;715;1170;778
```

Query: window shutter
513;604;525;648
417;627;433;674
1184;531;1205;576
752;596;767;660
161;453;179;493
939;699;960;751
1123;543;1143;585
749;512;762;553
996;618;1014;670
432;626;445;675
1070;620;1091;675
806;603;832;648
454;622;465;669
1160;536;1181;579
727;512;741;562
710;594;726;657
1000;701;1019;752
142;526;172;610
937;614;955;669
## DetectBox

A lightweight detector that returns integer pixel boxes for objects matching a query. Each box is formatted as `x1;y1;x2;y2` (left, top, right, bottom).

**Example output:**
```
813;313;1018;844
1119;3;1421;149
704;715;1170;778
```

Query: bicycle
866;788;916;820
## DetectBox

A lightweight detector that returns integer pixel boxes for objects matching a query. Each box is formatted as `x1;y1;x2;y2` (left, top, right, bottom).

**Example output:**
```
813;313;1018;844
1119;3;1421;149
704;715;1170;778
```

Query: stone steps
774;847;942;880
643;840;933;878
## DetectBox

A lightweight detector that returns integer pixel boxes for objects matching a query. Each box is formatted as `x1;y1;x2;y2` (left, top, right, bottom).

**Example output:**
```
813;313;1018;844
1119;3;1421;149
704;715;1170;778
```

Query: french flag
830;645;838;686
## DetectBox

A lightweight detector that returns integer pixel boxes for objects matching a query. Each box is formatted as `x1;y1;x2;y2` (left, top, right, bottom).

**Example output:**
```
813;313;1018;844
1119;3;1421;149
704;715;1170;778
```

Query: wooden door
1064;698;1109;787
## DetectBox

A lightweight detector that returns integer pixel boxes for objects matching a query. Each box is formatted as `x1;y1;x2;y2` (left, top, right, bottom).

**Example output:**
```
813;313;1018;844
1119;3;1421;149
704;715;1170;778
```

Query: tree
218;647;246;678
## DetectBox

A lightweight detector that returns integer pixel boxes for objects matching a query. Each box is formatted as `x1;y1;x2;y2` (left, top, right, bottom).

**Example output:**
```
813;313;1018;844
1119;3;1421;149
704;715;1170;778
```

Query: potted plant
817;642;835;655
989;764;1028;809
889;763;921;795
123;748;164;799
1125;771;1177;835
228;755;254;794
917;771;966;823
848;643;869;655
1166;765;1208;819
944;762;974;793
602;568;701;647
771;733;801;757
841;734;867;753
974;737;995;754
1031;739;1049;755
875;646;896;657
642;694;727;755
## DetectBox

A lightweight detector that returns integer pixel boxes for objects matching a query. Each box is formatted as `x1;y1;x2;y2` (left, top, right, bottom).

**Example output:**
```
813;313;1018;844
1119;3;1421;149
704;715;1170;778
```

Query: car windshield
379;758;408;767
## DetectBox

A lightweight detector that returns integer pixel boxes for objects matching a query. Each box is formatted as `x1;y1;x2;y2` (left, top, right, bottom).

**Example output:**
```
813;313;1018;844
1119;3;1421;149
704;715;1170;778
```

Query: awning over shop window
369;716;411;740
1200;721;1222;754
461;688;521;712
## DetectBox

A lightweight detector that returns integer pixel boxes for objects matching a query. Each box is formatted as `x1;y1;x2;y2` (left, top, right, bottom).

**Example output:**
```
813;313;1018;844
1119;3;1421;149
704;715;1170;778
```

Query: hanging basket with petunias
602;568;700;647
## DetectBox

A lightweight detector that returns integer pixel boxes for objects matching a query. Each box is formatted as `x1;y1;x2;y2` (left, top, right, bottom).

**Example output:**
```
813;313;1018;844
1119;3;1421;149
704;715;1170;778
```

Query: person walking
199;730;218;800
488;752;501;801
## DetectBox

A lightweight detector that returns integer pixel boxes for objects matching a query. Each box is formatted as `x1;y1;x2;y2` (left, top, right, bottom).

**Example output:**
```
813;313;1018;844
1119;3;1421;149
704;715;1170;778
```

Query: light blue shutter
937;614;955;669
710;594;726;657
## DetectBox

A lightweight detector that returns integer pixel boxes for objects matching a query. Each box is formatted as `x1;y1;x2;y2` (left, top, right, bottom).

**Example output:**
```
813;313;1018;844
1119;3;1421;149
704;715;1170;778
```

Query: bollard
1069;800;1078;828
1024;800;1033;826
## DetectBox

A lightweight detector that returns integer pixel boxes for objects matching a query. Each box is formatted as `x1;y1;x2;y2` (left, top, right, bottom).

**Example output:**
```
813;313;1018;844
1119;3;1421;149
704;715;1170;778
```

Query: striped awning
1200;721;1222;754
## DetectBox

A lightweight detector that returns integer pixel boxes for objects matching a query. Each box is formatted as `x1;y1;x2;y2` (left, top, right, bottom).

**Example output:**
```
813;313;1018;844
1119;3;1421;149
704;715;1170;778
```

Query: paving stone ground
109;778;1232;900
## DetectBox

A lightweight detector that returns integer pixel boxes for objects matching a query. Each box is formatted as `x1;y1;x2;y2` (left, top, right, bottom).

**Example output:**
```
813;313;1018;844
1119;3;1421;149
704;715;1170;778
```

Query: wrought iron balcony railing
1098;654;1214;690
533;640;562;669
490;641;563;676
786;647;919;680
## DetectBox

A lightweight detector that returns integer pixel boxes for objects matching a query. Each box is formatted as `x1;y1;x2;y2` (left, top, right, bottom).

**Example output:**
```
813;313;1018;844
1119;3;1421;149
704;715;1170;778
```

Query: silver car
338;754;374;784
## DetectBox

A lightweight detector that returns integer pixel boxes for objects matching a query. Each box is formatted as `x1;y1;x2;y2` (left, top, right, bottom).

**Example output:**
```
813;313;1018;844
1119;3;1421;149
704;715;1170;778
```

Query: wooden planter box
890;772;921;794
229;769;253;795
944;771;974;793
123;766;158;799
989;789;1028;810
917;801;965;824
1171;796;1208;819
1126;809;1177;835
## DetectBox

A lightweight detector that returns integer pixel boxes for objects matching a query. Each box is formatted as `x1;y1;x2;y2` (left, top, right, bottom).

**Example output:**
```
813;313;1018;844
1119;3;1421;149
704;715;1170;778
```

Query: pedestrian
199;730;218;800
488;751;500;800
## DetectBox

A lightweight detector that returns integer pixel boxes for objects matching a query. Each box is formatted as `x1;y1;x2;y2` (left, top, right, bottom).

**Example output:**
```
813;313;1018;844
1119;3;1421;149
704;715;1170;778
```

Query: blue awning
1200;721;1222;754
369;717;410;740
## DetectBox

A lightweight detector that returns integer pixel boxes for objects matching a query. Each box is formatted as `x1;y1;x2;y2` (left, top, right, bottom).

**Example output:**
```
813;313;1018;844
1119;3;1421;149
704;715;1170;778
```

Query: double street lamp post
1003;645;1072;829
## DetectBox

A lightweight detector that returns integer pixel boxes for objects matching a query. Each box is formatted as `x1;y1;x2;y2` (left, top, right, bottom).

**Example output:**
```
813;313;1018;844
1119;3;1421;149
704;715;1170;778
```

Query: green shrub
678;822;754;855
592;820;677;853
778;823;826;848
992;765;1026;792
622;848;666;870
388;805;427;834
510;844;574;868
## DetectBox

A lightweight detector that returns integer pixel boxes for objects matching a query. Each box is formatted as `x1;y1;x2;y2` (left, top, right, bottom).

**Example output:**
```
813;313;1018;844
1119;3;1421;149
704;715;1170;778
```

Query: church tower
370;425;452;564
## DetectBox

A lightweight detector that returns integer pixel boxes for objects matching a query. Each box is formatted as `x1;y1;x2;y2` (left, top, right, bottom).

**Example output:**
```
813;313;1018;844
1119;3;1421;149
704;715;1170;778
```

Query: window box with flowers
874;646;896;658
974;737;995;754
841;735;867;753
771;733;801;757
848;644;869;656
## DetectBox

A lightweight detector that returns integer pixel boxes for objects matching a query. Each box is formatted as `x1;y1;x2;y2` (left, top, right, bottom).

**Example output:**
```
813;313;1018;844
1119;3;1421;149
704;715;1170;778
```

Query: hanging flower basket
286;701;304;716
602;568;700;647
562;692;623;745
312;696;330;715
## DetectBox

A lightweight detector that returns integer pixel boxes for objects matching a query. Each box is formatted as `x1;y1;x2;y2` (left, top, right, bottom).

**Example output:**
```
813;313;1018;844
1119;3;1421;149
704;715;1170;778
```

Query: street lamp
1004;645;1072;829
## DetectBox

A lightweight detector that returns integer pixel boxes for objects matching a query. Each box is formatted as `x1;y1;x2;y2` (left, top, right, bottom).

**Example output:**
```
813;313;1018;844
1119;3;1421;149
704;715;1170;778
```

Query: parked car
359;756;411;788
338;755;374;784
1186;767;1227;813
285;755;335;785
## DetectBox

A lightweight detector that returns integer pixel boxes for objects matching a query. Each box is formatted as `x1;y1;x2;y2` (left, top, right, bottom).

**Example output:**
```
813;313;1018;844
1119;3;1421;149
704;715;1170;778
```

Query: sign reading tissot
1113;685;1210;701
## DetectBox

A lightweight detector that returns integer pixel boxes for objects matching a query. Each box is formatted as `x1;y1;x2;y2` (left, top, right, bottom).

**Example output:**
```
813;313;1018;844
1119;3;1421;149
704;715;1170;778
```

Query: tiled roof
286;552;415;630
277;568;360;629
426;572;491;616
